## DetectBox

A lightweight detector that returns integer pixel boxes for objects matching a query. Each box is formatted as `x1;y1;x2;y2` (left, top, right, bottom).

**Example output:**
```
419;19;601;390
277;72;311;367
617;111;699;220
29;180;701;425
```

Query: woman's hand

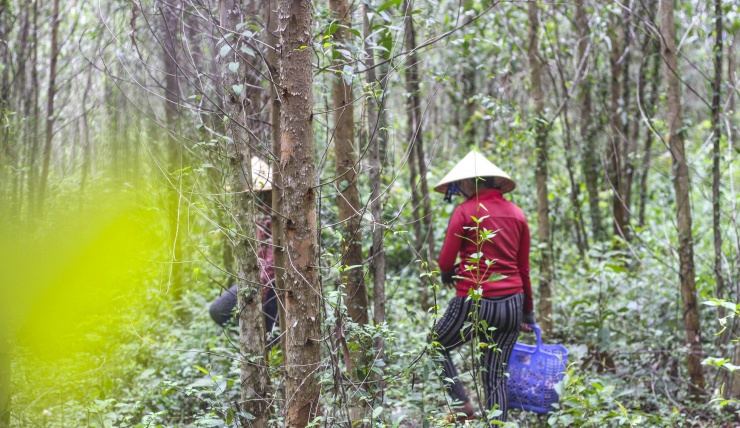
521;312;536;332
440;271;455;288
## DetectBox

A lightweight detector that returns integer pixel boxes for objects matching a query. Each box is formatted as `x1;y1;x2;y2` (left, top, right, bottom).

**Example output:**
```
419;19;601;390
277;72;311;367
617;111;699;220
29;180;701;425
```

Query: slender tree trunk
709;0;736;398
528;1;552;336
621;12;636;239
266;0;286;352
26;0;40;219
607;7;626;239
219;0;271;424
331;0;369;330
36;0;60;216
638;33;660;228
402;0;426;305
161;3;183;299
576;0;604;242
363;0;387;353
402;0;435;309
278;0;322;424
550;19;587;260
660;0;706;396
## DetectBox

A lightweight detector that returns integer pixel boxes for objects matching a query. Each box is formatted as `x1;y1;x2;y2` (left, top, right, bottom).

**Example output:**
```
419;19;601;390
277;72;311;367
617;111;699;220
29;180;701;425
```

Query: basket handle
527;324;543;348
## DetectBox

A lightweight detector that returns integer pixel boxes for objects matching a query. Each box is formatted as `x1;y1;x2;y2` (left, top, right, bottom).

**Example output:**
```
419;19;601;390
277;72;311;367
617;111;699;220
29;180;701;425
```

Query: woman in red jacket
432;150;535;422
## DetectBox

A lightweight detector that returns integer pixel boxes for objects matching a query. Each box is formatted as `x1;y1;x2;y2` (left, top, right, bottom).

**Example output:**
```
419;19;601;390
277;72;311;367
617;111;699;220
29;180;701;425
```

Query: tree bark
36;0;60;216
607;6;626;239
620;11;636;239
331;0;369;331
266;0;286;353
363;0;387;353
278;0;323;424
219;0;272;424
637;27;660;228
161;3;183;300
575;0;604;242
659;0;706;396
528;1;552;336
402;0;434;308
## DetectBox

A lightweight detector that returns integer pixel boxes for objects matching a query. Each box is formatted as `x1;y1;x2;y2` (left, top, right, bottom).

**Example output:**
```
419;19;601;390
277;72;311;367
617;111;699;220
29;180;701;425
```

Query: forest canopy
1;0;740;426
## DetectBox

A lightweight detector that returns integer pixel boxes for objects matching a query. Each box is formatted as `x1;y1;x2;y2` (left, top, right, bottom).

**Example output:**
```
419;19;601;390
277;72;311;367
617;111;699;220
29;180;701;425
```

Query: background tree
659;0;705;396
219;0;271;423
527;0;552;336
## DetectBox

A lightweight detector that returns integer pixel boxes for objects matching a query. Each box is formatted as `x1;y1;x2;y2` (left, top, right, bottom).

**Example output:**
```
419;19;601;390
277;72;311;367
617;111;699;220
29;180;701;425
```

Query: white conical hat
251;156;272;192
434;150;516;194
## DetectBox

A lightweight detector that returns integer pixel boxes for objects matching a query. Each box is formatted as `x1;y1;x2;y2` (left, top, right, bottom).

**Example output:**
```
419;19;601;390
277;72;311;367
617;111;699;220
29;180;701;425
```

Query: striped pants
430;293;523;422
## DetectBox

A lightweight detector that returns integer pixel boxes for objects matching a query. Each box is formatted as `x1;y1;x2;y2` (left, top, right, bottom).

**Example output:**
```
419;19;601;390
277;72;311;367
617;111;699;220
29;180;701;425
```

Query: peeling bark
278;0;323;424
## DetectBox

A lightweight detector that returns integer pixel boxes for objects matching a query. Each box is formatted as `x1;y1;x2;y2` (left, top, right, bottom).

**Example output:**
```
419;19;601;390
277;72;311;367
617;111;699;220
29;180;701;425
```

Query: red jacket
438;189;534;313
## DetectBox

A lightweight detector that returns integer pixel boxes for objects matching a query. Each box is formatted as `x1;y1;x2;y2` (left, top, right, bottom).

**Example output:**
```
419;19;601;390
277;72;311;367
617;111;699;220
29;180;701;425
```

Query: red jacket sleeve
438;206;466;273
518;219;534;313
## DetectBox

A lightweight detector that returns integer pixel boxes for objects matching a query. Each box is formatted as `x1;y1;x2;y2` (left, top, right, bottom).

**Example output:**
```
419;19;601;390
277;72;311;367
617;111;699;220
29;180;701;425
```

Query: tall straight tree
330;0;369;330
660;0;706;396
402;0;434;309
607;5;626;239
278;0;323;424
575;0;604;242
363;0;387;352
265;0;286;350
160;3;183;299
527;0;552;336
36;0;60;216
219;1;271;424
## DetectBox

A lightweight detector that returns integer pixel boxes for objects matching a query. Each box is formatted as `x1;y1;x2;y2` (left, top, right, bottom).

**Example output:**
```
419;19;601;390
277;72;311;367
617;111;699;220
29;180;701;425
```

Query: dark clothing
209;283;280;347
431;294;523;422
209;283;278;329
437;189;534;313
209;213;279;347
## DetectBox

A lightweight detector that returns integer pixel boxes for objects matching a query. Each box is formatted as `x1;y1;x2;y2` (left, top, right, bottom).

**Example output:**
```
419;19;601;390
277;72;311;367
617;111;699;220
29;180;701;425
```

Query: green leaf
228;62;239;73
240;45;255;57
377;0;402;13
219;44;232;58
372;406;383;418
487;273;507;282
194;365;210;375
232;84;243;96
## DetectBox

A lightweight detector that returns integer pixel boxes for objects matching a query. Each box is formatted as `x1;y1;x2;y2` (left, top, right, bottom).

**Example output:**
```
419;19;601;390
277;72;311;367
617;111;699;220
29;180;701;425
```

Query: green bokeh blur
0;197;159;361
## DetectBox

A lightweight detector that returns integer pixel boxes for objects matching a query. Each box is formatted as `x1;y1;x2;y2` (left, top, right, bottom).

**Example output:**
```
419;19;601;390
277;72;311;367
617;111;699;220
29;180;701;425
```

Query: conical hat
434;150;516;194
251;156;272;192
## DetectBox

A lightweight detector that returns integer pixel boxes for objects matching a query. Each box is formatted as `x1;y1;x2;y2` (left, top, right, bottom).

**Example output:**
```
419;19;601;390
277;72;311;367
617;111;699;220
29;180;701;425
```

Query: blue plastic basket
506;325;568;414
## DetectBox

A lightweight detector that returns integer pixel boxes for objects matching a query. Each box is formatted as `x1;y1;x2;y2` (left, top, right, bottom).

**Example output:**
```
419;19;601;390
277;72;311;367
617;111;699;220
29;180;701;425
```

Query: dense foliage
2;0;740;426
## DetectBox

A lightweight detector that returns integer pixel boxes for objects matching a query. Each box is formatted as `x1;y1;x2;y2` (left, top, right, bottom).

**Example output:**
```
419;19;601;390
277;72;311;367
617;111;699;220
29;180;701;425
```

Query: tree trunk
659;0;706;397
278;0;323;424
607;7;626;239
219;0;272;424
575;0;604;242
621;11;636;239
637;27;660;228
266;0;286;353
402;0;434;308
161;3;183;300
550;18;587;260
528;1;552;336
36;0;60;216
331;0;369;330
363;0;387;353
